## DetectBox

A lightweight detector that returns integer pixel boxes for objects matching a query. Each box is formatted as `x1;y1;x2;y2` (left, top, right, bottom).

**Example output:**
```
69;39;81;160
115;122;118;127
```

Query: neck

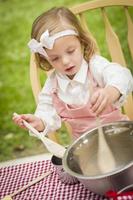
67;74;76;80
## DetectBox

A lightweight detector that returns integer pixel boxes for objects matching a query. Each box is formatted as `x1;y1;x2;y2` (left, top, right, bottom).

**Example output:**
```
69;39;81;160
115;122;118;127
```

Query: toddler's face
46;36;83;79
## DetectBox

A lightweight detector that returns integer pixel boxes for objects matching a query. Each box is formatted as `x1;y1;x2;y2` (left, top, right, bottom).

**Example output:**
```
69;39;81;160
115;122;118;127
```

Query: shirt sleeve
34;73;62;136
89;55;133;106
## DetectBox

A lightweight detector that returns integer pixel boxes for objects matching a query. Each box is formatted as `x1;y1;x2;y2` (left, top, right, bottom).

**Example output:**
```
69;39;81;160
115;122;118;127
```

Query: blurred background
0;0;133;162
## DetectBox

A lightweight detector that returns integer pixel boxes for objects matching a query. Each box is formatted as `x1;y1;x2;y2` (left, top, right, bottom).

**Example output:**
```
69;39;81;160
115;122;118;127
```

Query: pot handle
118;184;133;194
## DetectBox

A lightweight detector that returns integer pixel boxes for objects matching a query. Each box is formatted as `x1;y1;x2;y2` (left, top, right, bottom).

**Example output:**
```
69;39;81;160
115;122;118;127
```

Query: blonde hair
31;7;97;71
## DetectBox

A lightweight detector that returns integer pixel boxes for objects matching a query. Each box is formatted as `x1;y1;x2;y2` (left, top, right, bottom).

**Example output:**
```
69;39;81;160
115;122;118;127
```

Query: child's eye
51;57;59;62
67;49;75;54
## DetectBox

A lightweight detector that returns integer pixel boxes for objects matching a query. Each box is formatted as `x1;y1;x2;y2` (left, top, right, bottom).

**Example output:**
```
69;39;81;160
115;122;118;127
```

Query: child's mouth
65;66;75;72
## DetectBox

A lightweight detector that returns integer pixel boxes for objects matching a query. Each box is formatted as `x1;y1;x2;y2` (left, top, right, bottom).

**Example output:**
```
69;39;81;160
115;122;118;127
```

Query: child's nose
62;55;70;66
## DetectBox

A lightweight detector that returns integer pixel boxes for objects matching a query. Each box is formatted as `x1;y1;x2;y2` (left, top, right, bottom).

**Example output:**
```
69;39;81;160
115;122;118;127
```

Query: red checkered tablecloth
0;160;132;200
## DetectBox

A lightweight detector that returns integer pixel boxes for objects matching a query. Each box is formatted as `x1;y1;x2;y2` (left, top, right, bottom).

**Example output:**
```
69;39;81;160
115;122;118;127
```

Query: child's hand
90;86;121;115
12;114;45;132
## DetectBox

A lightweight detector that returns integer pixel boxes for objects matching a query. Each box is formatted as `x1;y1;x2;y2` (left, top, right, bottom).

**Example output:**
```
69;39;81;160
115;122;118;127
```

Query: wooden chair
30;0;133;143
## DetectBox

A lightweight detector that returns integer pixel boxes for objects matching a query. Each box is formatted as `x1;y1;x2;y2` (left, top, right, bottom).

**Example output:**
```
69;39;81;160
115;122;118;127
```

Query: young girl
13;7;133;140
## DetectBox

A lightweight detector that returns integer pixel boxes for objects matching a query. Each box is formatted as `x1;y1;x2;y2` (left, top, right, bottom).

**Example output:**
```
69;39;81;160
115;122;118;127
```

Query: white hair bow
28;29;78;58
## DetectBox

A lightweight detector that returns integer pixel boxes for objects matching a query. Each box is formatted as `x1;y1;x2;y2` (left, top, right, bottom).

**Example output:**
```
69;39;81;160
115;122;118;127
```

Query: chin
65;67;79;79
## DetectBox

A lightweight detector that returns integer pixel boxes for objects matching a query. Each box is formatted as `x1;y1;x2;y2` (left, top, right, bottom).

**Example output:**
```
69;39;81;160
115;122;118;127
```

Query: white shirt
34;55;133;136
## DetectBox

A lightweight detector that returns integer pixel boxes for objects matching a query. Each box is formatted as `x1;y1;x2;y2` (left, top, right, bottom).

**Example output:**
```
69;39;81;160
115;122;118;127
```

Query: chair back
70;0;133;119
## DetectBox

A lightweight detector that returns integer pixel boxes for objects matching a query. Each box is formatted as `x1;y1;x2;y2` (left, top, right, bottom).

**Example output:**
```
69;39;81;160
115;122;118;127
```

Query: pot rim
63;121;133;180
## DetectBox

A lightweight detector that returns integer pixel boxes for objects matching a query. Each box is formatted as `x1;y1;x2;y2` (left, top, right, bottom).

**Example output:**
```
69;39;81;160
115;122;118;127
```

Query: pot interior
64;121;133;177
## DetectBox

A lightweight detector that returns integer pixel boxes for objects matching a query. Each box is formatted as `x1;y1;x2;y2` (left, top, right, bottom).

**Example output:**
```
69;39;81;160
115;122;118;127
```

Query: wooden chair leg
48;132;58;143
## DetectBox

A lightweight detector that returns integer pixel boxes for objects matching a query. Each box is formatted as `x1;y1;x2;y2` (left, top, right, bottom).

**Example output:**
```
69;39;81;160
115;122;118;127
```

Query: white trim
0;153;52;168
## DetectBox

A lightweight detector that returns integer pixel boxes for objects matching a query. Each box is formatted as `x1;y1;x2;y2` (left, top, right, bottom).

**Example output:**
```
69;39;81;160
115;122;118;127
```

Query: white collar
55;58;88;92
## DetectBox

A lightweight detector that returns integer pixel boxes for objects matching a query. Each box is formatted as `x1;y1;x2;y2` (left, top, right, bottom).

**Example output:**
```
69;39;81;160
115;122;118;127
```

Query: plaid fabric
0;160;132;200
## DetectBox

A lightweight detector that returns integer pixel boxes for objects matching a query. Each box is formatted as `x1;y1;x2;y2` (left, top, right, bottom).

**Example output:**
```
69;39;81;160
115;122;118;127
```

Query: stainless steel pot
62;121;133;195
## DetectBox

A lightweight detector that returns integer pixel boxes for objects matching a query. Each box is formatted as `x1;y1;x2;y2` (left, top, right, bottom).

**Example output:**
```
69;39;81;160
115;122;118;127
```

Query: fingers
12;114;28;129
12;113;43;131
21;114;41;130
95;97;108;115
90;91;99;106
90;92;103;112
90;90;109;115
